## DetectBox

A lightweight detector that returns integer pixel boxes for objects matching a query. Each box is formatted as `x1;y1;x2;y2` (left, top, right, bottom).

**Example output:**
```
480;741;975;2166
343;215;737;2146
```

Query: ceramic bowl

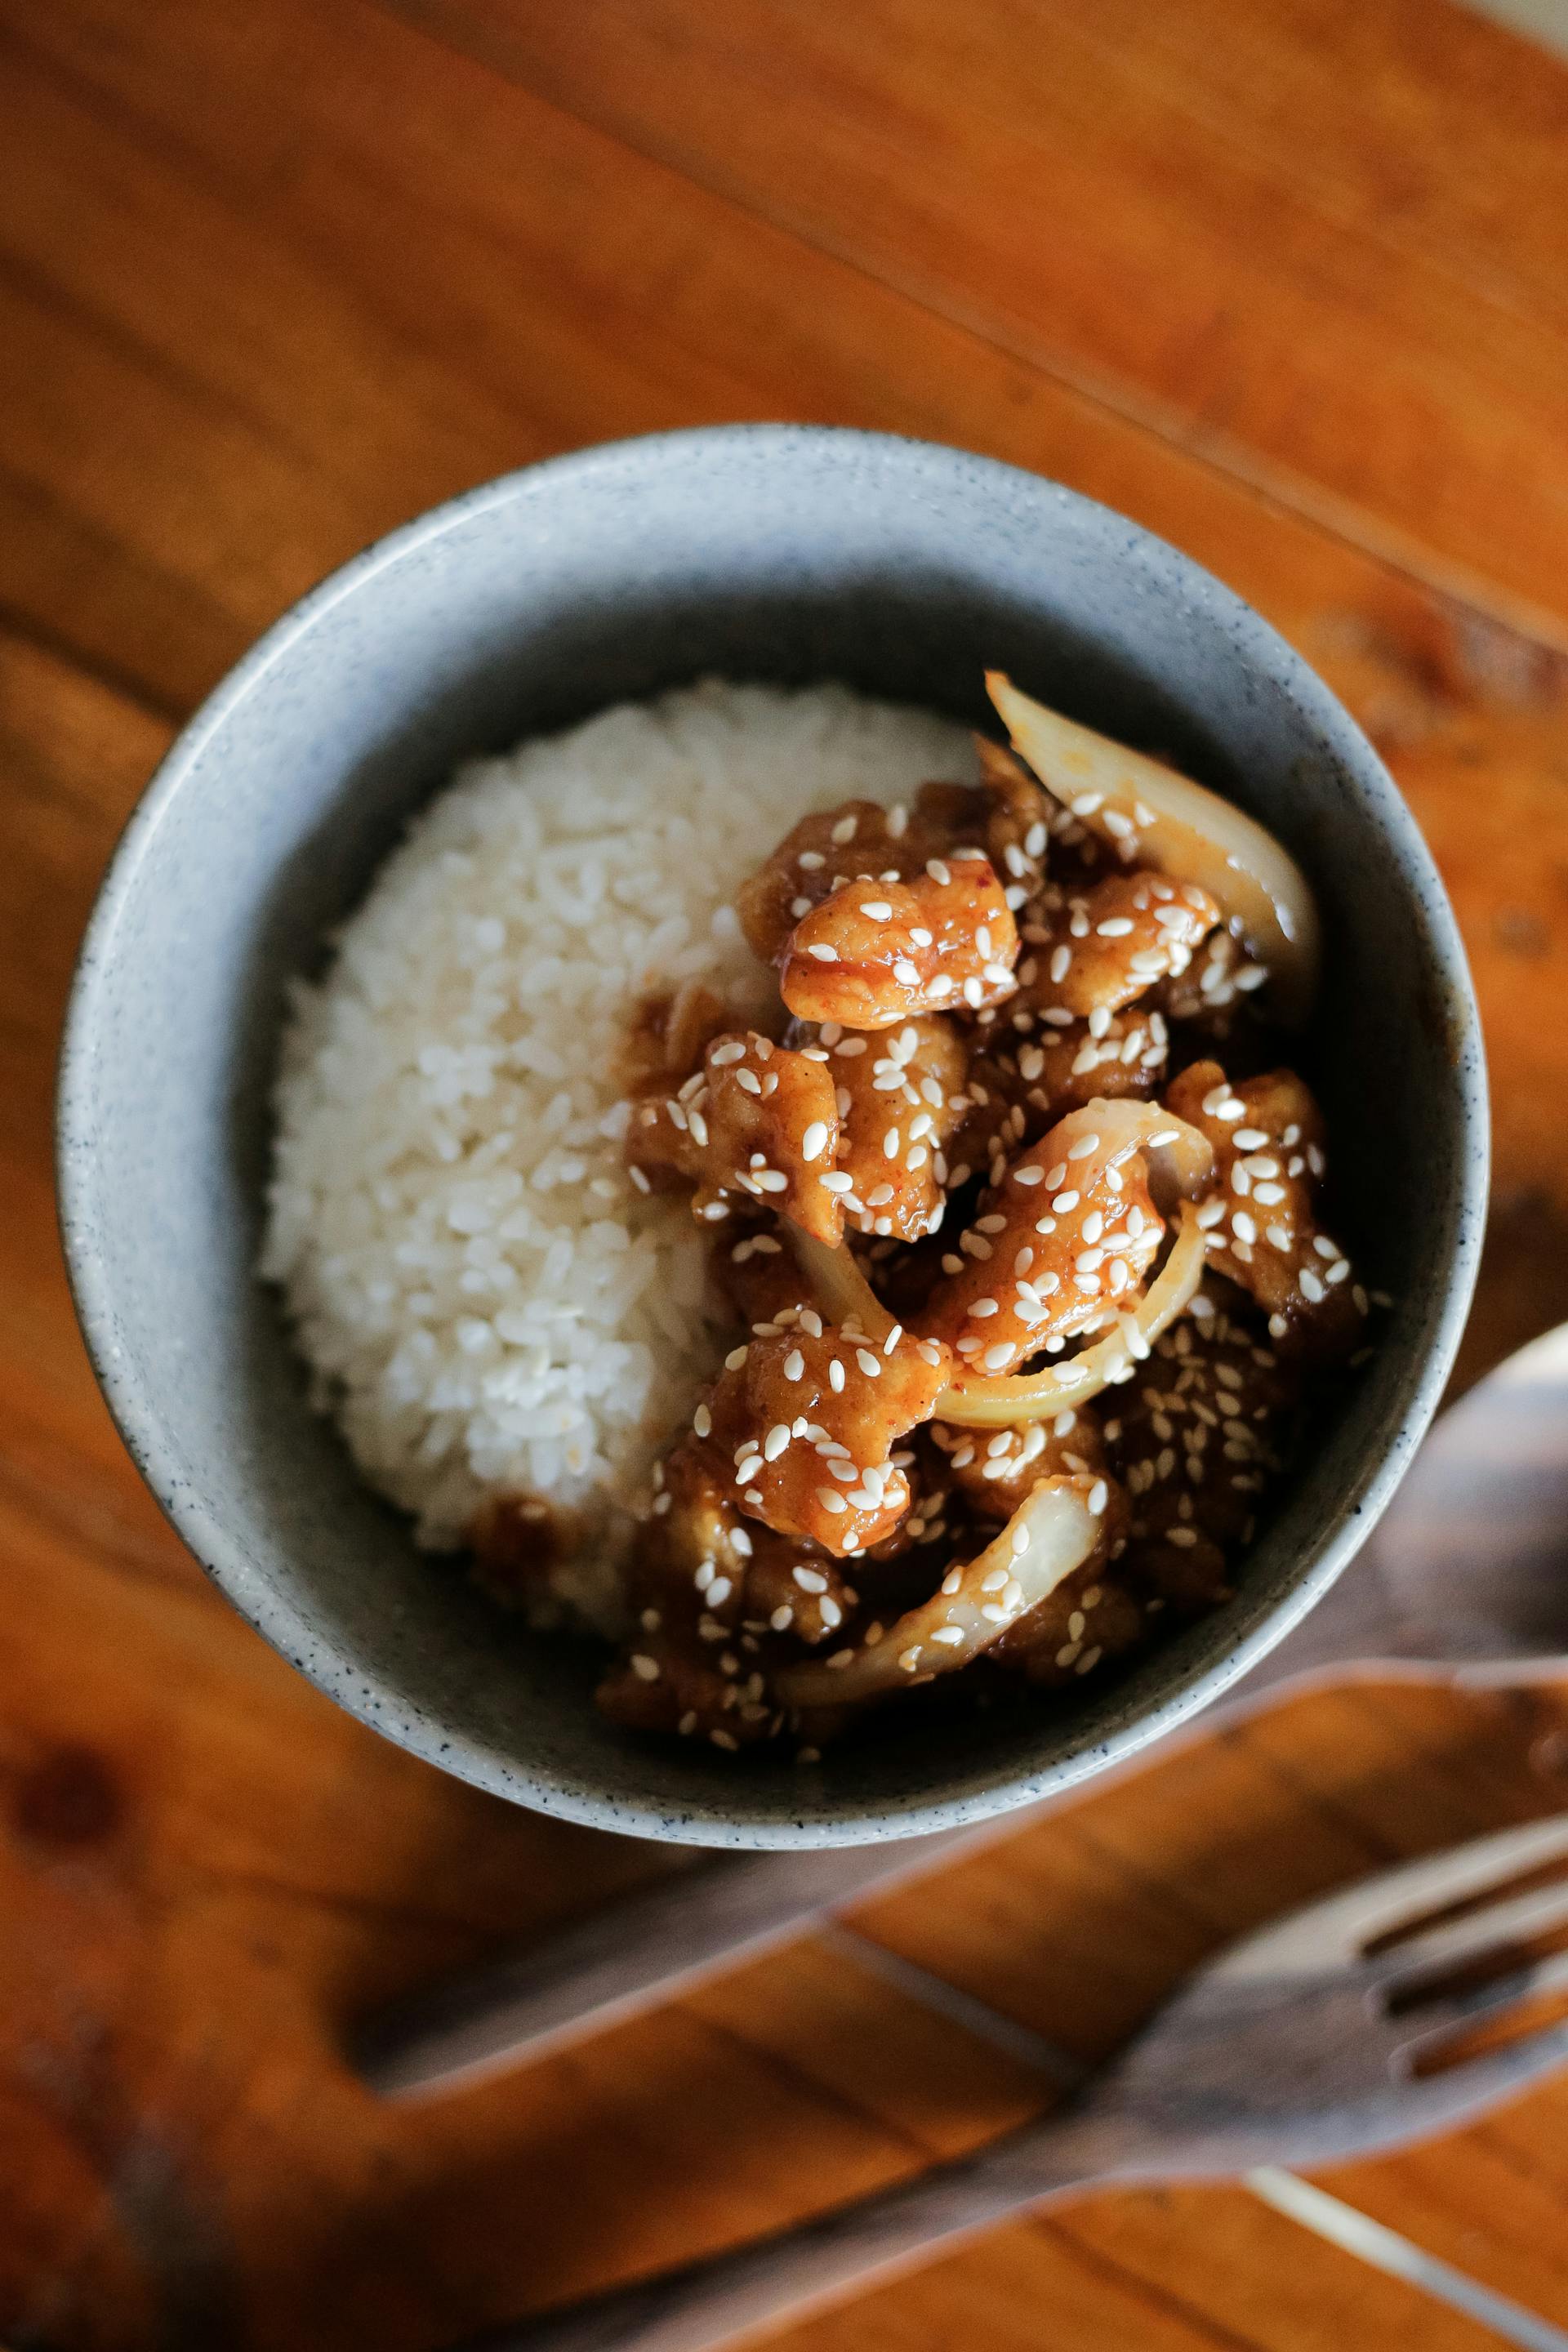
57;426;1487;1848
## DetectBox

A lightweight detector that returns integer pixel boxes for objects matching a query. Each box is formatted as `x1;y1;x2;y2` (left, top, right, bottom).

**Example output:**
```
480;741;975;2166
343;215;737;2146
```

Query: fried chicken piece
823;1013;970;1241
737;797;959;964
715;1218;810;1330
597;1638;780;1751
1103;1282;1297;1613
780;856;1019;1031
931;1401;1107;1521
975;737;1051;911
951;1005;1168;1187
697;1312;951;1557
1027;871;1219;1019
919;1115;1165;1375
1165;1062;1365;1363
989;1556;1147;1686
1152;927;1268;1041
628;1030;844;1245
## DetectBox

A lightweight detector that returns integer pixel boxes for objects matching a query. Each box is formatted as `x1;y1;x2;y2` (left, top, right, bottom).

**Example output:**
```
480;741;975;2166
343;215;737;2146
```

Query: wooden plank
3;3;1568;2345
385;0;1568;641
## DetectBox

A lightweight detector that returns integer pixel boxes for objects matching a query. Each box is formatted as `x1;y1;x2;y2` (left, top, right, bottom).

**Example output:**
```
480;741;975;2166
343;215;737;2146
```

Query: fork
452;1811;1568;2352
356;1321;1568;2100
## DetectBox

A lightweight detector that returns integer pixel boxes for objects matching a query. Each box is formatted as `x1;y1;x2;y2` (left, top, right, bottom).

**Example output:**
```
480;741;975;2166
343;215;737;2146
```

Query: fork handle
452;2108;1127;2352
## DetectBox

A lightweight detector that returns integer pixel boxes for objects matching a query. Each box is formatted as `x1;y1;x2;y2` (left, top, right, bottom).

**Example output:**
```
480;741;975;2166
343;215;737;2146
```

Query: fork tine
1206;1814;1568;1982
1379;1878;1568;1990
1393;2010;1568;2128
1396;1947;1568;2040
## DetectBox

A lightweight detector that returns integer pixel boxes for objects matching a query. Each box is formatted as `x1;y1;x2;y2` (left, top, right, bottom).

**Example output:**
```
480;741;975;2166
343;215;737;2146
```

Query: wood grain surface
2;2;1568;2345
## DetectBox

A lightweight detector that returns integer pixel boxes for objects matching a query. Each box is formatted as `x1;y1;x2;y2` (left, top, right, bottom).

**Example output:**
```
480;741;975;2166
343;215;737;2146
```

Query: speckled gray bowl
57;426;1486;1849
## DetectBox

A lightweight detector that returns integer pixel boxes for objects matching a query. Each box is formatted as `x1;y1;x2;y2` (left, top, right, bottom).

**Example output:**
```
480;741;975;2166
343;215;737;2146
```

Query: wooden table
5;2;1568;2344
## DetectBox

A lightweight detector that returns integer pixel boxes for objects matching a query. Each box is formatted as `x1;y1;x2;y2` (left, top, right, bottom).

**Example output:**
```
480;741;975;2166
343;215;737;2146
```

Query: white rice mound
262;679;974;1623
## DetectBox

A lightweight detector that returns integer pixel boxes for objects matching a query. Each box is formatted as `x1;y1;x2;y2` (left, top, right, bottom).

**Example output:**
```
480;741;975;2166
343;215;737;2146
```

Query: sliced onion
933;1205;1205;1427
776;1475;1100;1705
788;1226;898;1343
1042;1099;1214;1209
987;671;1321;1024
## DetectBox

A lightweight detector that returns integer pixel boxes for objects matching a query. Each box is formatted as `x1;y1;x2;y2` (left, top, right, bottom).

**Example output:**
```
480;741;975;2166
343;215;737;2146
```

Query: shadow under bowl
56;425;1487;1848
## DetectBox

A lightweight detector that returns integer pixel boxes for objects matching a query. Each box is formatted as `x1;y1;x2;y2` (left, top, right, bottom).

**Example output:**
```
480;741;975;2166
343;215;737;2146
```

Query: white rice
262;679;974;1622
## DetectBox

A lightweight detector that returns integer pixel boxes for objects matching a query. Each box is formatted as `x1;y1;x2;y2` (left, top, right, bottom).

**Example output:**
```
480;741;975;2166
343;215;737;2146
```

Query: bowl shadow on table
262;1676;1568;2349
169;537;1454;1843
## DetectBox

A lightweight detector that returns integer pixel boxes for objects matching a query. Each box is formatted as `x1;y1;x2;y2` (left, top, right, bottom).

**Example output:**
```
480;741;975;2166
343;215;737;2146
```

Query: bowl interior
59;430;1483;1846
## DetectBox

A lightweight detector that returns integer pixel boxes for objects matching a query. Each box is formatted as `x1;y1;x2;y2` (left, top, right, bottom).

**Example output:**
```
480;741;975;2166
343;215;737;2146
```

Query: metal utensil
357;1322;1568;2101
450;1811;1568;2352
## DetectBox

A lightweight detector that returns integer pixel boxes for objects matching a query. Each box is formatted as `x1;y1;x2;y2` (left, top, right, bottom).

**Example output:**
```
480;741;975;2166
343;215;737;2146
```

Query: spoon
355;1321;1568;2100
451;1811;1568;2352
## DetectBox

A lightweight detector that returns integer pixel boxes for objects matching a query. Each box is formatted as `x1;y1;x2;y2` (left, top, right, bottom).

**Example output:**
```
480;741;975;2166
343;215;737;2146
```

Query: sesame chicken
1153;924;1268;1040
823;1013;970;1241
974;737;1052;912
628;1029;846;1245
1107;1282;1298;1611
588;685;1375;1756
1028;871;1220;1018
696;1313;952;1557
990;1557;1148;1687
780;855;1020;1031
919;1116;1165;1375
1165;1061;1365;1363
951;1006;1167;1187
932;1401;1107;1521
737;797;952;965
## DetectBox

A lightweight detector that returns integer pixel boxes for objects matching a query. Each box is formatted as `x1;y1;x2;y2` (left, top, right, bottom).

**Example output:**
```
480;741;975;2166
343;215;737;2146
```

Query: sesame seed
1052;1190;1080;1214
927;858;951;885
783;1349;805;1381
983;1341;1014;1370
800;1120;830;1162
829;1359;846;1392
806;942;840;963
856;1348;883;1377
630;1655;660;1682
862;900;893;920
1299;1267;1326;1303
1102;808;1134;840
821;1171;854;1195
1096;915;1134;936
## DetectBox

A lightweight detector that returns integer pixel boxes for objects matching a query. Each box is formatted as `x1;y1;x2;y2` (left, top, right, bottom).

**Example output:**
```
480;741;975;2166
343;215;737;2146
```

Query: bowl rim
56;422;1489;1847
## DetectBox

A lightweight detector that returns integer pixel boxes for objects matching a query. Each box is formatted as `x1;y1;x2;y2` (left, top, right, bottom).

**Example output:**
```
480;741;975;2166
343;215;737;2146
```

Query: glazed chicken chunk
1165;1062;1364;1361
1108;1284;1298;1611
931;1401;1107;1521
1028;872;1220;1018
781;854;1020;1031
920;1114;1165;1375
696;1309;952;1557
629;1030;846;1245
822;1013;970;1241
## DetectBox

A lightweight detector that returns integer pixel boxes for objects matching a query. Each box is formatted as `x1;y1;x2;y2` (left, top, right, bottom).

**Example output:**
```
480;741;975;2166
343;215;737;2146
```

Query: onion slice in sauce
987;671;1321;1024
789;1226;898;1343
777;1474;1102;1705
1043;1099;1214;1209
933;1205;1205;1427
